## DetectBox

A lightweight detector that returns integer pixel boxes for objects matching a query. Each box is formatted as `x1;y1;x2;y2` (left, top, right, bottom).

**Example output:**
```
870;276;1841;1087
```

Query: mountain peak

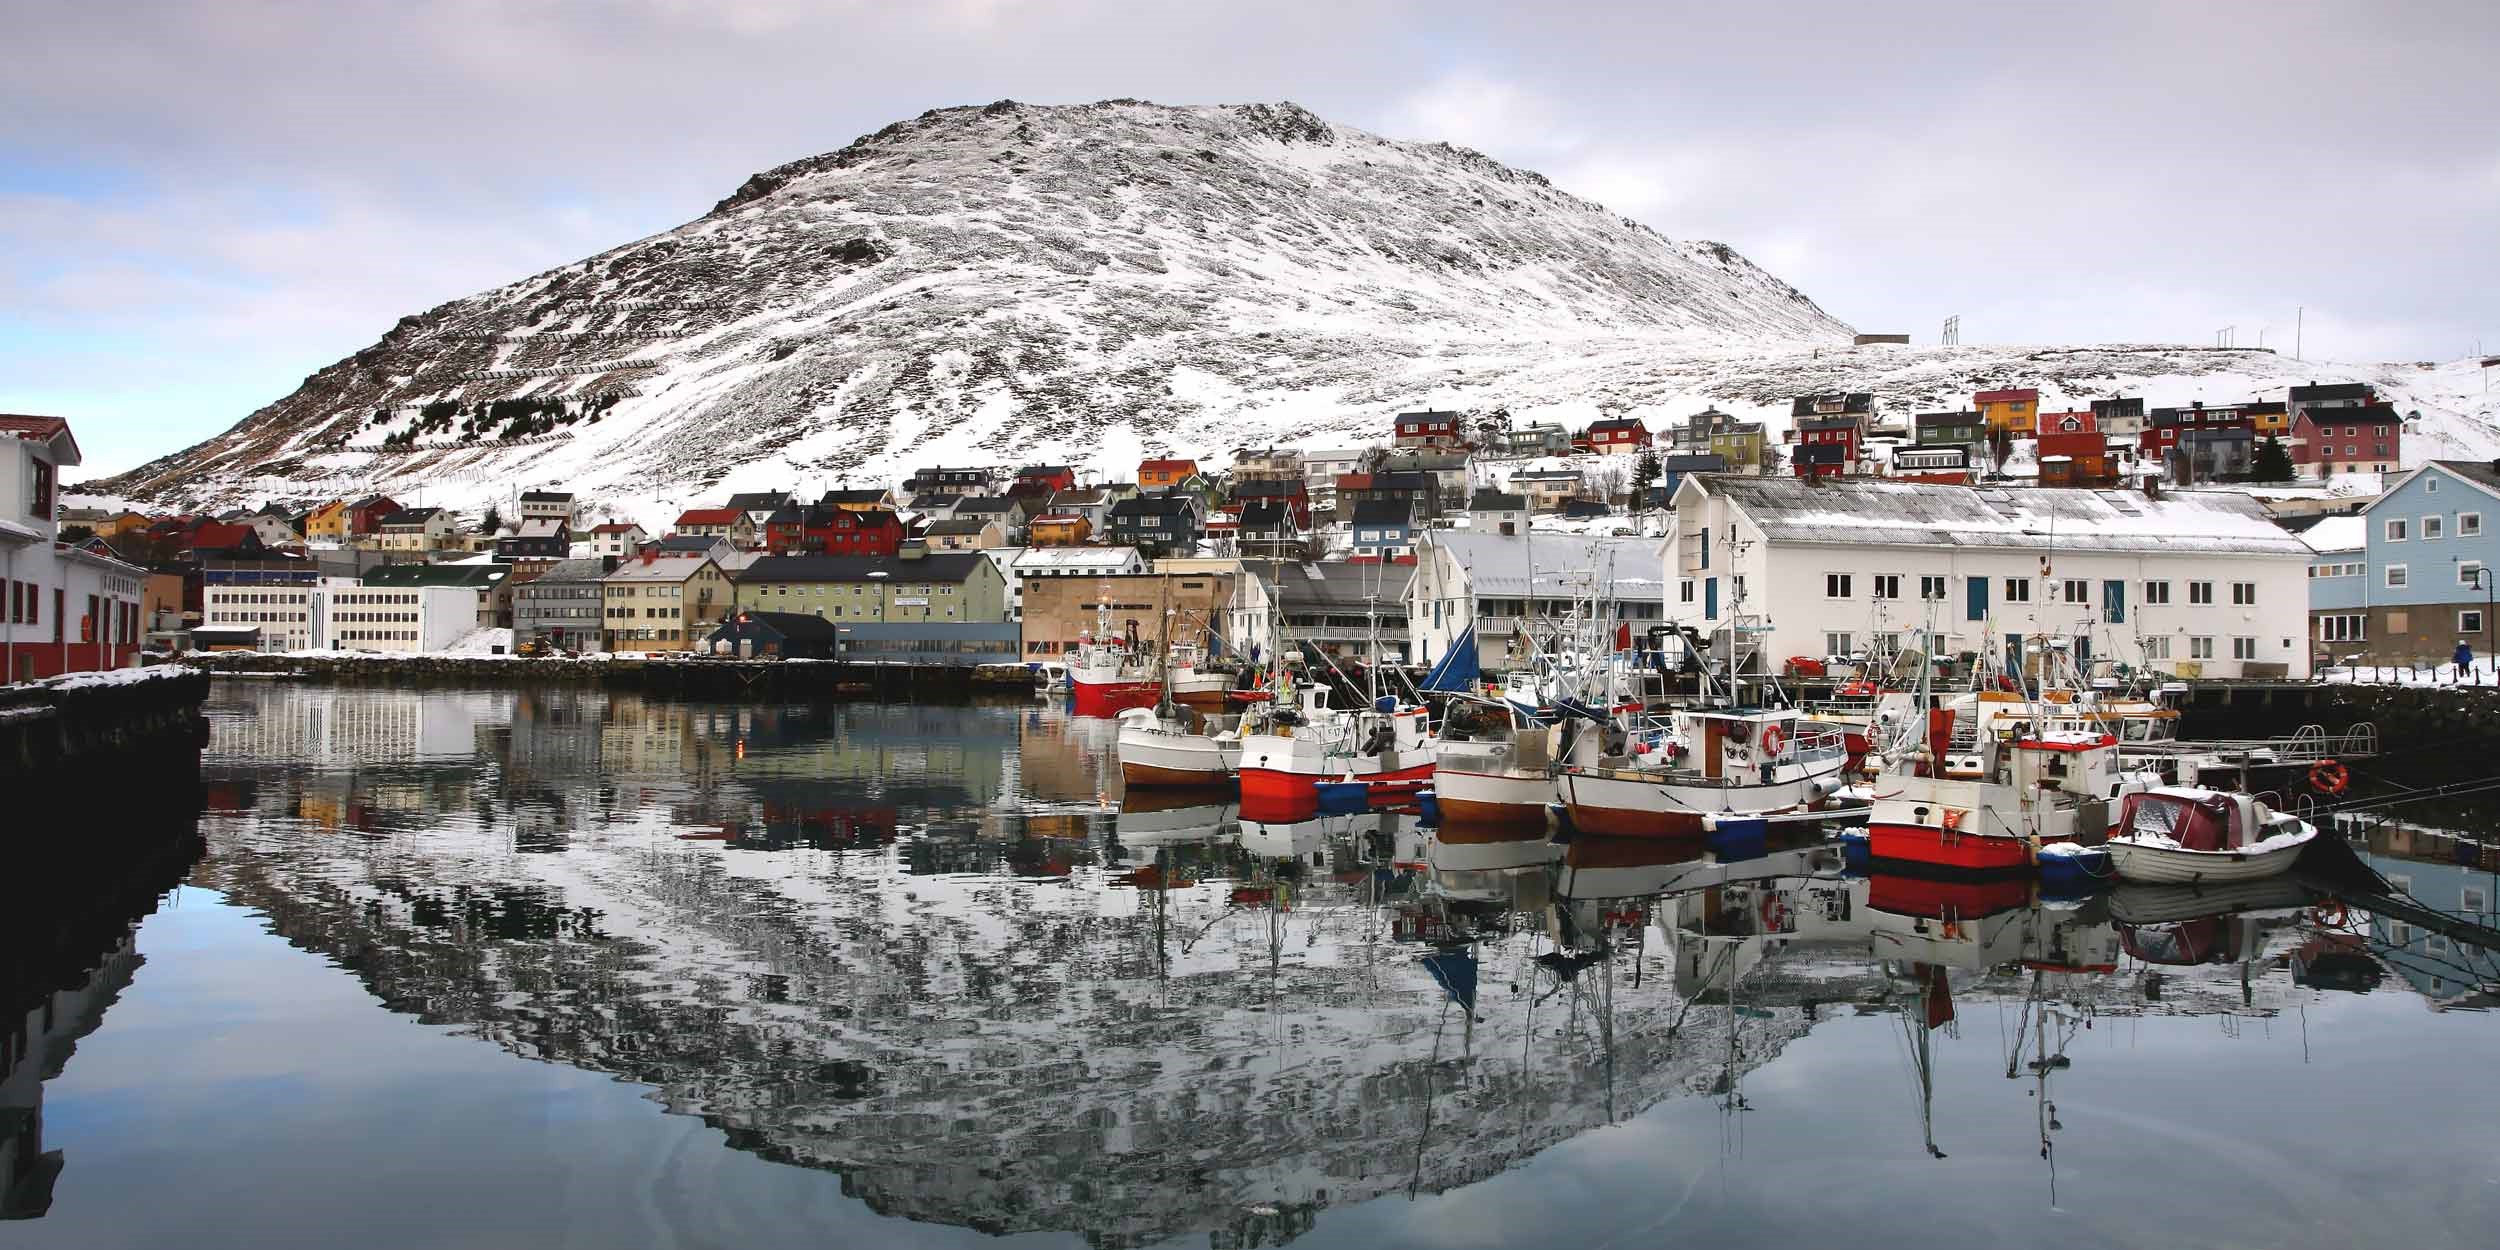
107;99;1855;508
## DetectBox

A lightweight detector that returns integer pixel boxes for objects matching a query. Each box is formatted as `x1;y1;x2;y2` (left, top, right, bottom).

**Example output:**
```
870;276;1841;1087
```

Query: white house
1659;475;2316;679
320;583;482;653
2;415;148;682
1407;531;1668;672
585;521;649;559
1006;546;1147;621
1302;448;1366;513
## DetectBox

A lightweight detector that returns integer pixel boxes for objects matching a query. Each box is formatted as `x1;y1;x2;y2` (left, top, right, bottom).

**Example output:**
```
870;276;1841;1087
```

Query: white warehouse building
320;584;481;653
1662;475;2315;680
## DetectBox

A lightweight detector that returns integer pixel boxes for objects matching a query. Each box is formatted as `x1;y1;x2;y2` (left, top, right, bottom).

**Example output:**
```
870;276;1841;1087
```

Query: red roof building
1138;458;1198;490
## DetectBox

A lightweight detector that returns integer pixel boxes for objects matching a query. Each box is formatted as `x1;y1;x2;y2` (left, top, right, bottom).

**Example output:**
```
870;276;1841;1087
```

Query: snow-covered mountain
96;98;2500;524
99;98;1845;512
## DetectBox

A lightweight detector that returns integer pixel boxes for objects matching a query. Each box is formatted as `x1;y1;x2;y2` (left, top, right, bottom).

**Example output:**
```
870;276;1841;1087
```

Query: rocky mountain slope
100;99;1849;510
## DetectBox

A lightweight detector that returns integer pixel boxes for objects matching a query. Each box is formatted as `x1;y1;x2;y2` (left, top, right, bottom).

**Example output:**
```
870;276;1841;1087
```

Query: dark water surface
5;684;2497;1249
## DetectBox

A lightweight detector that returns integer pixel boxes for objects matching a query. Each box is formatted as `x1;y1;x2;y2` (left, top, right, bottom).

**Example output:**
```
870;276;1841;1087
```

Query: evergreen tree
2252;436;2294;482
480;506;503;534
1630;448;1662;502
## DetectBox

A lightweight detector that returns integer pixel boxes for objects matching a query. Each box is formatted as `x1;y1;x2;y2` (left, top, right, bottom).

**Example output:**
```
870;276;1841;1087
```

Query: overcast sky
6;0;2494;476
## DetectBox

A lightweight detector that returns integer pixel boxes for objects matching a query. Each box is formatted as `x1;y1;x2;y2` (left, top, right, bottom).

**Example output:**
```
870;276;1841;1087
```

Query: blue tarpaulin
1421;949;1479;1012
1418;627;1480;692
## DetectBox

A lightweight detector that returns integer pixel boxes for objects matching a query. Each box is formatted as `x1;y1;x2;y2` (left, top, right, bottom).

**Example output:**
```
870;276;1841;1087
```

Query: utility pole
2295;306;2303;361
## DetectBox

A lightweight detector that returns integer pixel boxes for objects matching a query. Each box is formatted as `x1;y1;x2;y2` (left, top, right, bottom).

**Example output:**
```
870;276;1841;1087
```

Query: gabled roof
675;507;744;527
604;552;717;582
521;556;613;585
1796;415;1863;433
1139;457;1198;474
185;522;258;551
1238;499;1293;529
587;520;644;534
1696;475;2308;556
951;495;1021;516
765;504;808;525
657;533;730;553
1016;464;1074;476
1011;547;1146;571
1234;478;1306;497
1416;532;1666;596
1972;388;2039;404
2289;381;2375;403
1468;489;1527;511
514;518;567;538
2361;461;2500;516
1586;417;1646;434
735;552;991;583
1111;494;1195;518
1050;487;1108;507
1661;453;1726;472
380;506;443;527
0;414;81;465
2297;400;2402;426
725;491;794;512
518;490;573;503
923;515;995;536
817;488;889;507
1351;499;1413;527
1395;409;1463;423
1791;392;1874;416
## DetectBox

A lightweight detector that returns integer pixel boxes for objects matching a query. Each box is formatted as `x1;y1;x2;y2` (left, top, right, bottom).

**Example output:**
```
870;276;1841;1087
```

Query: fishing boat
1236;685;1437;804
1429;696;1557;828
1114;706;1242;787
1067;633;1161;717
2103;787;2317;884
1556;705;1851;838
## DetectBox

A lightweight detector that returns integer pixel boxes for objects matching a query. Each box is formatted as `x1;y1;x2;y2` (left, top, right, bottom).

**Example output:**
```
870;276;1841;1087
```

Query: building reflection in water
24;684;2486;1243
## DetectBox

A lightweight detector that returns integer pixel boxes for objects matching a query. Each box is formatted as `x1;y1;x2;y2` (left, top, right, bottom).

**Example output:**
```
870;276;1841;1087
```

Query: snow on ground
2320;658;2500;686
443;626;515;655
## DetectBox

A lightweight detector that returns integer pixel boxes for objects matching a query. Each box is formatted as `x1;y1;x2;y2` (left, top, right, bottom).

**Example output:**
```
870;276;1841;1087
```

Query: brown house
1019;571;1234;659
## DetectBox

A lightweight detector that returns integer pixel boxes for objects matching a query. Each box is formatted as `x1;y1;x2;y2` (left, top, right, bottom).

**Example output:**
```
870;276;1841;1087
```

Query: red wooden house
1792;414;1864;478
1014;465;1078;496
1582;417;1651;454
2140;402;2252;459
1393;411;1463;449
346;494;401;537
765;505;903;556
2290;402;2402;477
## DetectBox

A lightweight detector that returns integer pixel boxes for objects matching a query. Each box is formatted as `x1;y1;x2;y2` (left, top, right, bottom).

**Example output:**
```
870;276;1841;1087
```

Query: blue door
2005;632;2025;673
2102;579;2126;624
1966;576;1989;622
1705;577;1719;620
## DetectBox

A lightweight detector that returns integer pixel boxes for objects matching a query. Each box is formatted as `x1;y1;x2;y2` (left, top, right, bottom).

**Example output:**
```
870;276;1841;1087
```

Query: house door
1966;576;1989;622
2101;579;2126;624
2005;632;2025;674
1704;577;1718;620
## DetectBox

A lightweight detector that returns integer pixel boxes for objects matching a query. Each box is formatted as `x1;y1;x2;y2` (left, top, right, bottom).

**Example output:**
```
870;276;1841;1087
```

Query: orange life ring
2309;901;2349;929
1759;723;1788;756
2309;759;2349;795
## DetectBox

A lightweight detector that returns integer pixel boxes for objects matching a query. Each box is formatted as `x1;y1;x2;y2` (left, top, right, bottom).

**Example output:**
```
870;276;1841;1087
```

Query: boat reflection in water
12;686;2499;1247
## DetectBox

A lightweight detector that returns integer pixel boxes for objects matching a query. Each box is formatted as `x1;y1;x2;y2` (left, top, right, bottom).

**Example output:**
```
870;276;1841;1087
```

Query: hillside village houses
603;551;729;652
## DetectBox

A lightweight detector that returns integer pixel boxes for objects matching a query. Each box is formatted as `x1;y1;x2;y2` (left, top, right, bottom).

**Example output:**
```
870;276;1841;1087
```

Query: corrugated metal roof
1419;532;1665;596
1704;475;2307;556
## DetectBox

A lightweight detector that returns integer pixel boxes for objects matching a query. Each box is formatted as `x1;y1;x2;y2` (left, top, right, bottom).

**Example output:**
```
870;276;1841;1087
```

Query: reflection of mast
1897;962;1953;1159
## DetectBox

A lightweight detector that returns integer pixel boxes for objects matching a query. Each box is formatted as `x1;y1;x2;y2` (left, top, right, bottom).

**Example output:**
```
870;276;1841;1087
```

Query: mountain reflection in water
5;684;2497;1250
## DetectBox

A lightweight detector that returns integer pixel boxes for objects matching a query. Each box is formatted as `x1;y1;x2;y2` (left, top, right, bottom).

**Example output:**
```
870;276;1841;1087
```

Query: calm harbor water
6;683;2499;1249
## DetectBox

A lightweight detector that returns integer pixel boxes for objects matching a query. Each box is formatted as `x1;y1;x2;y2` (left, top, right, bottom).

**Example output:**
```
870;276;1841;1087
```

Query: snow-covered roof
1418;531;1665;596
1010;547;1145;572
604;552;717;582
1700;475;2309;557
2301;514;2367;554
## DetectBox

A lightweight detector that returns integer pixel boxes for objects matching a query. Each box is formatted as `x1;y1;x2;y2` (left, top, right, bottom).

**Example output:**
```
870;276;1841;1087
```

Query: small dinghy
2104;787;2317;885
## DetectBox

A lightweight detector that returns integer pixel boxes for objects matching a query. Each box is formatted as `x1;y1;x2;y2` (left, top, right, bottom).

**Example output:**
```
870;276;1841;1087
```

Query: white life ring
1759;723;1788;756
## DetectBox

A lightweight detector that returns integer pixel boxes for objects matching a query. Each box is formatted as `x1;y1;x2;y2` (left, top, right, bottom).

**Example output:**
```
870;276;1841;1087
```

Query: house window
1824;632;1854;657
2232;637;2257;660
2190;636;2215;660
1919;575;1947;600
2424;515;2445;540
2004;578;2031;603
1872;574;1900;600
2188;581;2214;605
2463;610;2486;635
2143;635;2171;659
2387;564;2409;588
1678;579;1695;604
2062;579;2088;604
2386;518;2408;542
2461;512;2483;538
2231;582;2256;605
2319;615;2367;642
2462;561;2486;588
2144;580;2171;605
2427;478;2440;493
1826;573;1852;599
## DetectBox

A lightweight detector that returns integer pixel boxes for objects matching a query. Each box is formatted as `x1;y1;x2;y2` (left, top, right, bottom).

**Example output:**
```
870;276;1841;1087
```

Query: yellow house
2248;401;2290;436
1975;388;2040;436
601;553;730;652
303;499;350;541
1708;425;1767;471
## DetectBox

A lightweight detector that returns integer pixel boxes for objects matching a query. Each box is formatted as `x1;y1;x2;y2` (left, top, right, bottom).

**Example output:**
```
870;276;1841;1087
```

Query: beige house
731;551;1008;622
602;552;730;651
1019;571;1234;659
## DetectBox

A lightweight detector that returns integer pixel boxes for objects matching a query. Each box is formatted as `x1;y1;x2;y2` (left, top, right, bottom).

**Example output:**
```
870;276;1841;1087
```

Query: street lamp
2467;564;2495;681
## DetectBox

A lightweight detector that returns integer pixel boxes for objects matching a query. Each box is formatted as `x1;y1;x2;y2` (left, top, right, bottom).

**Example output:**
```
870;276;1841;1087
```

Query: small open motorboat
2104;787;2317;885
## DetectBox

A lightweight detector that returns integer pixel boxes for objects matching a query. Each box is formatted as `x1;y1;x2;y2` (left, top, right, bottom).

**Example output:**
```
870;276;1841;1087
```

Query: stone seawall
178;653;1036;698
0;666;211;784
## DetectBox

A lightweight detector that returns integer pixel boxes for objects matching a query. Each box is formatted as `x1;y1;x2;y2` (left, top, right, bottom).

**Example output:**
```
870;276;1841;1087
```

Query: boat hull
1557;762;1839;840
1072;678;1161;717
2105;833;2313;885
1432;767;1553;828
1866;822;2036;877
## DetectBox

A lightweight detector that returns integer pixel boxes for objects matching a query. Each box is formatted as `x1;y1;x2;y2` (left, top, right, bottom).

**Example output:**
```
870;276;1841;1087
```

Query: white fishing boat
1114;706;1242;787
1556;705;1850;838
2104;787;2317;885
1429;696;1557;828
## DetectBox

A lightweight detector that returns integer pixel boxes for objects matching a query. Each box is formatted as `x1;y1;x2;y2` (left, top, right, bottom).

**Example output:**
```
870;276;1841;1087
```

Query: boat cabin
2117;787;2269;852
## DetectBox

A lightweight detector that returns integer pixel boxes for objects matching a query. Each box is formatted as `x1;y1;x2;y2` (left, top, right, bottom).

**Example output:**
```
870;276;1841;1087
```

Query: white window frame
2387;563;2409;589
1919;575;1948;600
2423;515;2445;540
2188;580;2214;605
2385;517;2408;542
1825;573;1852;599
2461;609;2485;635
2144;580;2171;605
2231;581;2257;605
1872;574;1900;600
2460;561;2485;588
2317;614;2365;643
2004;577;2032;603
2189;636;2215;660
2232;636;2257;660
2463;512;2484;536
2142;635;2171;659
1824;631;1854;657
2062;578;2089;604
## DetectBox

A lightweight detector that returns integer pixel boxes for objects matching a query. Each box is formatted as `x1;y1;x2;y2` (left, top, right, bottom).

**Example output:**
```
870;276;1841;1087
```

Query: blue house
2323;461;2500;664
1349;499;1417;561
